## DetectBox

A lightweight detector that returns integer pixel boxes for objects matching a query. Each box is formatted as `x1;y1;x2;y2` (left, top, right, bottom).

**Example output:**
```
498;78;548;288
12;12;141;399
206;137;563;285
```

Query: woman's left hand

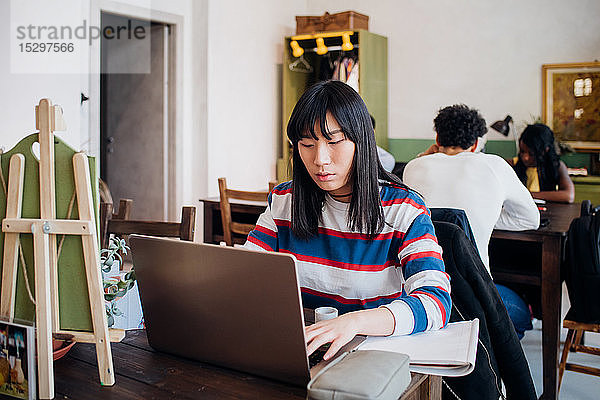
305;312;360;360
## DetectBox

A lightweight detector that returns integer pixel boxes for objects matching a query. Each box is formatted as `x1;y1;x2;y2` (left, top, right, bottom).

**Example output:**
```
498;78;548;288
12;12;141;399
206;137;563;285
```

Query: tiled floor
520;283;600;399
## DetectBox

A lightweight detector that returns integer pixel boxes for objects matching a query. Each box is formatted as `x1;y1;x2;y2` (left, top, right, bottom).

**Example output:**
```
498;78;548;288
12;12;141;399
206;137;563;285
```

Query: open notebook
357;319;479;377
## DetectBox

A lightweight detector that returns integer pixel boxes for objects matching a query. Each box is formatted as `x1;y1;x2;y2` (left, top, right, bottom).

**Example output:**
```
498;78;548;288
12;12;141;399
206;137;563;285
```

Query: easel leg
1;154;25;320
73;153;115;386
32;223;54;399
37;99;61;333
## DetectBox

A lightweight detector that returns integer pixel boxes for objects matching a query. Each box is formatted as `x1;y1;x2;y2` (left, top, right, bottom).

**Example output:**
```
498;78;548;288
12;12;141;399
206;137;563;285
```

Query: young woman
244;81;450;360
508;124;574;203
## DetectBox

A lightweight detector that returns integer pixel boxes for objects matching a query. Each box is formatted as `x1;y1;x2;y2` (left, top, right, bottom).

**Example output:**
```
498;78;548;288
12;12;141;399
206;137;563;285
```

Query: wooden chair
100;200;195;249
218;177;274;246
99;199;133;249
558;320;600;393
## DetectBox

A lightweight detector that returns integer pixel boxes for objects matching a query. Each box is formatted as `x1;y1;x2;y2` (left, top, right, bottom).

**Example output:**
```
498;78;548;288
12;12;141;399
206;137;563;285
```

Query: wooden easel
0;99;124;399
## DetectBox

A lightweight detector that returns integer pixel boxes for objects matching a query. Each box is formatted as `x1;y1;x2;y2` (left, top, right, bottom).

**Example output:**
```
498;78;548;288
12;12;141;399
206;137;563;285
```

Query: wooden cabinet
278;30;388;181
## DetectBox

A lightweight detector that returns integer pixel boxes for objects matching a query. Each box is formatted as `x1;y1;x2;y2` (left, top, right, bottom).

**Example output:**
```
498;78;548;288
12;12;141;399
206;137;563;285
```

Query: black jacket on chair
433;221;536;400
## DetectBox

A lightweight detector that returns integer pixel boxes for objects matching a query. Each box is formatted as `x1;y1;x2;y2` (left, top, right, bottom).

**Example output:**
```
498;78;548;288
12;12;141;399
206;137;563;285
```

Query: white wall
307;0;600;140
206;0;305;195
0;0;88;151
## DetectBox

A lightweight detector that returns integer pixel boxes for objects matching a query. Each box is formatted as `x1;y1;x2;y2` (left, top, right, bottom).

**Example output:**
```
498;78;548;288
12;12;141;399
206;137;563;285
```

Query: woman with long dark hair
244;81;450;360
509;124;574;203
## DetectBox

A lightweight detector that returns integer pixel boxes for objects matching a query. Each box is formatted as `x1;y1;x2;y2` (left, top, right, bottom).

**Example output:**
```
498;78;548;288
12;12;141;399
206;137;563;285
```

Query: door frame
89;0;183;220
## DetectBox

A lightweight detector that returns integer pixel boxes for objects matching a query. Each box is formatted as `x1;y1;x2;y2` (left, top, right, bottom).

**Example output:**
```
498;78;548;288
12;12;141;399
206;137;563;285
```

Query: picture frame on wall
542;62;600;150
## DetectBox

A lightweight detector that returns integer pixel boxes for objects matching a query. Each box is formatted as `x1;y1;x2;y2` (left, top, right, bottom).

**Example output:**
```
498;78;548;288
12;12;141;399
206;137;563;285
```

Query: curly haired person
403;104;540;339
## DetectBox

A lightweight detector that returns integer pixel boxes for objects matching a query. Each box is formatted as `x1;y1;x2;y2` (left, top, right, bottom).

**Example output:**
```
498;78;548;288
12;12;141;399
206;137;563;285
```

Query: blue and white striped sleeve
384;210;451;335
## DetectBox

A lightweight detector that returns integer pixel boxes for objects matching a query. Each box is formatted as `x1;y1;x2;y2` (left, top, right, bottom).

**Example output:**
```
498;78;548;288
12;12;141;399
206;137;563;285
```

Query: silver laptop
129;235;364;387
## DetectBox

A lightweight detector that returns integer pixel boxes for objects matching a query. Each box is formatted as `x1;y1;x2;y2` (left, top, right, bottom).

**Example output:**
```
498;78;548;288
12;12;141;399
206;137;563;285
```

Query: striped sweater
244;181;451;335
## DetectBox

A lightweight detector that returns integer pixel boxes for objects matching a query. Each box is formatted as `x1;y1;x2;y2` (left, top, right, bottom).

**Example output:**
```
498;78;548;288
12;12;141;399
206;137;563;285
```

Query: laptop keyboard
308;344;330;367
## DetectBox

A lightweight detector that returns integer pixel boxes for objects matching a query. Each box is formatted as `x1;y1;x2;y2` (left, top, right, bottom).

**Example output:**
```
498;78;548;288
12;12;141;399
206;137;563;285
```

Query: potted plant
100;237;136;327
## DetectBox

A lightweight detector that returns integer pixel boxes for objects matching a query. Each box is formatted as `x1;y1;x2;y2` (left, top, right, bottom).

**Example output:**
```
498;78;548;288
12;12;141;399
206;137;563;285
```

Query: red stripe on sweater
398;233;438;252
301;287;403;305
401;251;443;264
279;249;396;272
381;197;430;215
247;235;273;251
272;187;292;195
274;219;291;228
272;220;404;241
413;290;447;325
254;225;276;238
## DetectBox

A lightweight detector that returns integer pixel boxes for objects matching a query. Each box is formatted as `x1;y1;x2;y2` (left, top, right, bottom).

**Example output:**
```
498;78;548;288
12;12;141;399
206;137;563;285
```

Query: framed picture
542;62;600;150
0;320;36;400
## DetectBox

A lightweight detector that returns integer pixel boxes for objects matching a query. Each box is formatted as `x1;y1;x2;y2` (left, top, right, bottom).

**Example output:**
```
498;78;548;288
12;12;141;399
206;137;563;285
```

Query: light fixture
315;37;328;55
341;32;353;51
290;40;304;58
491;115;519;155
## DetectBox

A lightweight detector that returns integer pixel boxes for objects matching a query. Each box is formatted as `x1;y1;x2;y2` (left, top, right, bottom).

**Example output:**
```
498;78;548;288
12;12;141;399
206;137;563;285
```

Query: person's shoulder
405;153;440;166
403;154;438;180
558;160;569;170
268;181;292;207
476;152;515;169
380;181;426;207
271;181;292;195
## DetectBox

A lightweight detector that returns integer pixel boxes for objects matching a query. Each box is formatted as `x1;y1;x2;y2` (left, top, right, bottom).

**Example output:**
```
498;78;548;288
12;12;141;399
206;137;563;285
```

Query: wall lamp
491;115;519;155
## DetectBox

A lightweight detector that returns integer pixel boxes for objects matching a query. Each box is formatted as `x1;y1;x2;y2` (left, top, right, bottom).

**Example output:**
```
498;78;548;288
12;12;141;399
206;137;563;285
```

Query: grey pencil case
307;350;411;400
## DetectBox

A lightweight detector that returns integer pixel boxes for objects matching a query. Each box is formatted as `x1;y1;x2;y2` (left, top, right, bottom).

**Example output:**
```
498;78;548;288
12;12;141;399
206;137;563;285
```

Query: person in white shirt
403;104;540;339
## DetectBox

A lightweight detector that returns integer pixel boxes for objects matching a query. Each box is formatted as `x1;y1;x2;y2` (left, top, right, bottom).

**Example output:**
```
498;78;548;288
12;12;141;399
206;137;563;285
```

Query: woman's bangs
289;97;330;142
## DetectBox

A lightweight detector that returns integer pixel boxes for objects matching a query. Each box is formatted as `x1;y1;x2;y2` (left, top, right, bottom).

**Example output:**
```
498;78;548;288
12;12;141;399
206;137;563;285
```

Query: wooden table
54;330;441;399
490;202;580;400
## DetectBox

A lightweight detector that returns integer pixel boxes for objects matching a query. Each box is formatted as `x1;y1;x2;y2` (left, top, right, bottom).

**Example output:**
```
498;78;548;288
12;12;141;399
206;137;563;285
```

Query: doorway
100;13;173;220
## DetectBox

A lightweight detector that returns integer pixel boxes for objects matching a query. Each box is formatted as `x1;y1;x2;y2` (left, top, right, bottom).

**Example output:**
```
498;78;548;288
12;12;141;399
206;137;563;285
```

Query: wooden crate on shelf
296;11;368;34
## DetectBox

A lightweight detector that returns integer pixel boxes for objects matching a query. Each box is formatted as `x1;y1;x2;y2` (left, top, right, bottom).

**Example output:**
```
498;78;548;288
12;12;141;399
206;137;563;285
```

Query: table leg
202;201;214;244
427;375;442;399
540;237;561;400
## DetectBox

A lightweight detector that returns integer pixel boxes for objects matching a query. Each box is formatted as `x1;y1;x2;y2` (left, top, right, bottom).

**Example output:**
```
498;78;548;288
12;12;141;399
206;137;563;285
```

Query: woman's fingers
305;316;357;359
306;330;334;356
305;321;333;341
323;336;349;360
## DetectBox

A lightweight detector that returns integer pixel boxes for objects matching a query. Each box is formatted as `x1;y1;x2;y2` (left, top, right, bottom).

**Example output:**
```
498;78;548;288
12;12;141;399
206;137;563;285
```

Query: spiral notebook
357;319;479;377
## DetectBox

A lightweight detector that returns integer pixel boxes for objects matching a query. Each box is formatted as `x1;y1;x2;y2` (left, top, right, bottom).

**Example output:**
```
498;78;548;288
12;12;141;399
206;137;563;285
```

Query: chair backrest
430;208;478;254
99;199;134;249
100;199;196;249
218;177;271;246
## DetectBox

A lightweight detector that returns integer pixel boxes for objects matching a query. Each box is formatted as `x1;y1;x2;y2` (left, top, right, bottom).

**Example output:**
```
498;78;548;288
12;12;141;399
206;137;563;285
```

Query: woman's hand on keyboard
305;308;395;360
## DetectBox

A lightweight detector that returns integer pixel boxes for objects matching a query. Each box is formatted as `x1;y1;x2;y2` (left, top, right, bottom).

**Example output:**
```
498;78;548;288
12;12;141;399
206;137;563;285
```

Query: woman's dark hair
286;80;404;239
434;104;488;149
515;123;560;191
